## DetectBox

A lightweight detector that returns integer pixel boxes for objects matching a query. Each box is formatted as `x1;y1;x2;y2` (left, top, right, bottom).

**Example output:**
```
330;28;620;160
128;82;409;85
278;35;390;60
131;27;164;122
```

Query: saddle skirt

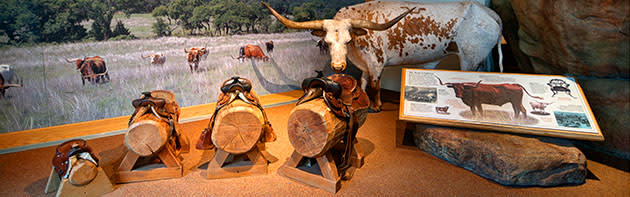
129;90;189;153
52;139;99;178
196;76;276;150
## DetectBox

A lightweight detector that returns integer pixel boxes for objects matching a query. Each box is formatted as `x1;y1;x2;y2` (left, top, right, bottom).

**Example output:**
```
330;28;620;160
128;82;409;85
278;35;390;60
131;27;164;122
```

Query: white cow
263;1;502;111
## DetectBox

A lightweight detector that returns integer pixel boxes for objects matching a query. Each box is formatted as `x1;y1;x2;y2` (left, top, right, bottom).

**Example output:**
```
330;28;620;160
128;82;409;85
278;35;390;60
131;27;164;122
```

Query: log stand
278;140;363;193
203;99;274;179
45;165;113;197
115;113;185;183
206;144;268;179
115;144;183;183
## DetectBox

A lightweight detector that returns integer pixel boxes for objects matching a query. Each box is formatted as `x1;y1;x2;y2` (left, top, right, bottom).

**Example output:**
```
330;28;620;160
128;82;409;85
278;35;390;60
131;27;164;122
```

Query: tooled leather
52;139;98;177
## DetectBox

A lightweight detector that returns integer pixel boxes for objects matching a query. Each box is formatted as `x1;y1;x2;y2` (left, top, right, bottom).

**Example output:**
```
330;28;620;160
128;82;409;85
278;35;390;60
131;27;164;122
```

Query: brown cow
233;44;269;62
184;47;208;72
141;52;166;66
265;40;274;53
435;75;542;119
66;56;110;85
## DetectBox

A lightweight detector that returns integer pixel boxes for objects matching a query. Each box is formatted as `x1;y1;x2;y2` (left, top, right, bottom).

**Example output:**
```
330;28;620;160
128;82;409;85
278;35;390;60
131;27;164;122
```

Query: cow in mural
66;56;110;85
313;38;329;55
435;75;542;119
141;52;166;66
265;40;274;53
0;64;23;99
185;47;208;72
263;1;503;111
233;44;269;62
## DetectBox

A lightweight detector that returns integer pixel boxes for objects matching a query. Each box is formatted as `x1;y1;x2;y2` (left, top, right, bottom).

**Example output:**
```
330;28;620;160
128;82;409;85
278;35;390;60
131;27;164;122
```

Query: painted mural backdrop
0;0;363;133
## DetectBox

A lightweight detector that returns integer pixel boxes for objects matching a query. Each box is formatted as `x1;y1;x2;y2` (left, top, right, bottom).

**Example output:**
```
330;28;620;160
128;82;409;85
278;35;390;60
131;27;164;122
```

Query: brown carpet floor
1;102;628;196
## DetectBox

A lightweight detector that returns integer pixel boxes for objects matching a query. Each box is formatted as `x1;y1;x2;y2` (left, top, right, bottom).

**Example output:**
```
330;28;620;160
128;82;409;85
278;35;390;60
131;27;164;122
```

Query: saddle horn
300;77;341;97
220;76;252;93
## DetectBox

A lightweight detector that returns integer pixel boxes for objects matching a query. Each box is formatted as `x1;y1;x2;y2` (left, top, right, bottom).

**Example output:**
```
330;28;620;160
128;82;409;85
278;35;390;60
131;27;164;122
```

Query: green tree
167;0;203;34
152;18;170;37
0;0;89;45
191;5;213;35
83;0;141;41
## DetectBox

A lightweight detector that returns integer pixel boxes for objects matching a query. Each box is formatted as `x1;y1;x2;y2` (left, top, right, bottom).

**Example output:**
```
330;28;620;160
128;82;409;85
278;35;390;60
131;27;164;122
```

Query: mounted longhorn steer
0;64;23;99
66;56;110;85
435;75;542;119
233;44;269;62
265;40;274;53
263;1;503;112
141;52;166;66
184;47;208;72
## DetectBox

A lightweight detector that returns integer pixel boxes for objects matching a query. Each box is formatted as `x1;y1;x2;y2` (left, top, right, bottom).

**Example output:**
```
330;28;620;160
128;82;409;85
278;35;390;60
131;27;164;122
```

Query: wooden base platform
206;147;268;179
45;166;113;197
278;142;363;193
115;145;183;183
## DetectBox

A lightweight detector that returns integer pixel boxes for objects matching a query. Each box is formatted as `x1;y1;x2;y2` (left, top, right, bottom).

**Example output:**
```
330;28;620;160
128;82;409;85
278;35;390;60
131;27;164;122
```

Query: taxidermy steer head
262;2;413;72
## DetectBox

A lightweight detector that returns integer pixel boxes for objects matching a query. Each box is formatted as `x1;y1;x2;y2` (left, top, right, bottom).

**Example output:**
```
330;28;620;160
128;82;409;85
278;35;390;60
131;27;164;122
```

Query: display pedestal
278;141;362;193
114;145;182;183
44;166;113;197
206;146;268;179
396;120;423;150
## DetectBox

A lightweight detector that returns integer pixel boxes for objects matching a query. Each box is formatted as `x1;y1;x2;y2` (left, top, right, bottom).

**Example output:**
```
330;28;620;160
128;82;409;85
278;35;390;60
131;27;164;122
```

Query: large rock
507;0;628;77
491;0;630;159
578;78;630;159
414;126;587;186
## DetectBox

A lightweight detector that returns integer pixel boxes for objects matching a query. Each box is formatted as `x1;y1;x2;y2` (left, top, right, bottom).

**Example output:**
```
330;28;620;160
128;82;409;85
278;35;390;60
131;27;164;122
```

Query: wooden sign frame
399;68;604;141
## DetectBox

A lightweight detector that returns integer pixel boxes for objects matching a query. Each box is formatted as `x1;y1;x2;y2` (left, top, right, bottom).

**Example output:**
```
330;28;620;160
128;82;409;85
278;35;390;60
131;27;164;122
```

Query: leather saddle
196;76;276;150
129;90;189;153
298;74;369;118
297;74;369;173
52;139;99;178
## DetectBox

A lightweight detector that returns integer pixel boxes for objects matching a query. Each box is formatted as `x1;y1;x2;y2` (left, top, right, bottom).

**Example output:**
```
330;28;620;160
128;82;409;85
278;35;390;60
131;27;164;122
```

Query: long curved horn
66;58;76;63
350;7;415;30
261;2;324;30
473;80;482;88
434;74;446;85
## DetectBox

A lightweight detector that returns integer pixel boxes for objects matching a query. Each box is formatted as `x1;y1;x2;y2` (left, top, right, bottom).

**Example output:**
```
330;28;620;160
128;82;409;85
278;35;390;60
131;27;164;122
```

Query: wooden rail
0;90;302;151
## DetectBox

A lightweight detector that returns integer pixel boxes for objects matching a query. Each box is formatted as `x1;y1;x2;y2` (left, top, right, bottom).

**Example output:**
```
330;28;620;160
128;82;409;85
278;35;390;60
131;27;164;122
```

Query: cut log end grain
68;159;98;186
125;116;170;157
212;99;264;154
287;99;346;158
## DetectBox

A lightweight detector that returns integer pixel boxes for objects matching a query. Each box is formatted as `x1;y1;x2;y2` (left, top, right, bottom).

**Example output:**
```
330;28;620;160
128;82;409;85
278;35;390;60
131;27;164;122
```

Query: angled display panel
399;68;604;141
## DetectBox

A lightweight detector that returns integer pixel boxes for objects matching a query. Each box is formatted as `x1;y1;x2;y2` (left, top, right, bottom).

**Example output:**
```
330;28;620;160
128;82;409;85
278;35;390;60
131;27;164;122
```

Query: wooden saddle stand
279;74;369;193
45;139;113;197
196;76;277;179
115;90;190;183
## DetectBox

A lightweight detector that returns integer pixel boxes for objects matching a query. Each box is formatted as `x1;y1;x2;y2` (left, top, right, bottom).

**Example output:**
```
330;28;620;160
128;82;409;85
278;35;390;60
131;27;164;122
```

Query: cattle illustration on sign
529;101;552;115
435;106;449;114
435;75;542;119
263;1;503;111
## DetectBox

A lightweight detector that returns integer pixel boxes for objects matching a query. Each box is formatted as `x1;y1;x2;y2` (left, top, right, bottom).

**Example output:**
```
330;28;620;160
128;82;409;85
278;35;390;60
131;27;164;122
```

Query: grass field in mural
0;32;330;132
